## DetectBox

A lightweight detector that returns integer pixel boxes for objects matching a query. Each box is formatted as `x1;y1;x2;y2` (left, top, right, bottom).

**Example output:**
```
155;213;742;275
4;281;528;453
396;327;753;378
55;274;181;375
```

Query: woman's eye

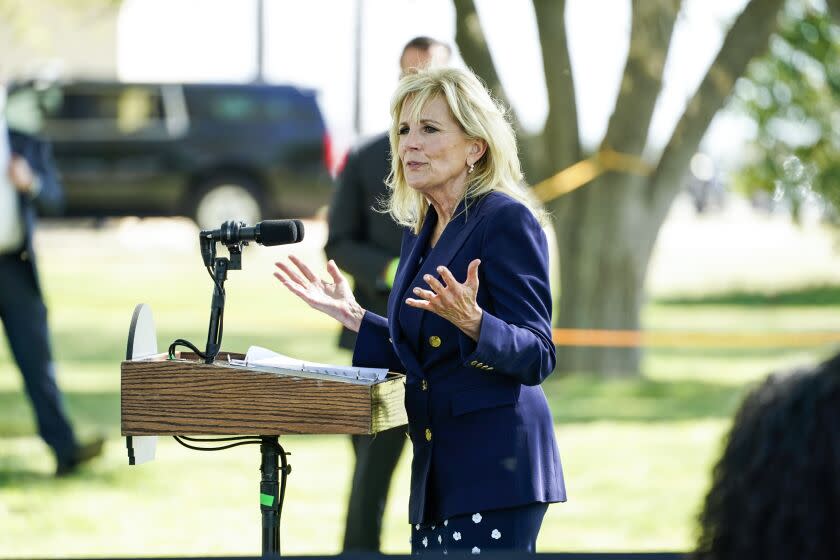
398;126;409;135
423;125;438;133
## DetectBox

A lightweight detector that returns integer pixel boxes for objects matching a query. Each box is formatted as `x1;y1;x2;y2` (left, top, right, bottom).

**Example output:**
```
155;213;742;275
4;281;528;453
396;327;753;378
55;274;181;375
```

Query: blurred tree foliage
0;0;119;53
733;0;840;220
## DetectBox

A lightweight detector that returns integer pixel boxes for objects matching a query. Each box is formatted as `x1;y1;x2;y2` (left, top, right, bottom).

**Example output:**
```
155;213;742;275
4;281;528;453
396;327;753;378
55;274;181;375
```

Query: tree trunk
550;0;785;377
551;172;662;376
548;0;678;377
452;0;787;377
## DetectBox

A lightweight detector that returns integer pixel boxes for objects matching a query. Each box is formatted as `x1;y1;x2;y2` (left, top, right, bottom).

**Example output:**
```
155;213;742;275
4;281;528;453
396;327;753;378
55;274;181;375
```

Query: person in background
325;36;451;552
693;352;840;560
0;81;103;476
277;66;566;555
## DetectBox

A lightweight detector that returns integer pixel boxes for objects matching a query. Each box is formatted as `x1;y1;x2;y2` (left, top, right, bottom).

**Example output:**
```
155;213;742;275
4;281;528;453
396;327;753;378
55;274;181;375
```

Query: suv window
43;85;168;140
184;87;321;127
187;90;261;122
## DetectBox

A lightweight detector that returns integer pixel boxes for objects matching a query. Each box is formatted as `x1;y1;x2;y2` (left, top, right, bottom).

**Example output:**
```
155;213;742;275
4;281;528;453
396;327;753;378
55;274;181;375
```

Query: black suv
5;80;337;228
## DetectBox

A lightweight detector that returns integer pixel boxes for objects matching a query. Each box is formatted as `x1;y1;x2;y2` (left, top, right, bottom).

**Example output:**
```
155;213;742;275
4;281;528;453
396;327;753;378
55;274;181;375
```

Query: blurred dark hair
401;36;451;56
693;352;840;560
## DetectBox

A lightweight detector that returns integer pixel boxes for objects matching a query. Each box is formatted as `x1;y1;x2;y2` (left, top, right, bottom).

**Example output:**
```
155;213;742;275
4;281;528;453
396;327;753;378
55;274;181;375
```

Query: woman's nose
402;128;421;150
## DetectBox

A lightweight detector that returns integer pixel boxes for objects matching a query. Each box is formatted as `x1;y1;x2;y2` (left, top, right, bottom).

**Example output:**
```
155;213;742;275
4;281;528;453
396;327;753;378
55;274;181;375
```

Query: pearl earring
468;163;475;174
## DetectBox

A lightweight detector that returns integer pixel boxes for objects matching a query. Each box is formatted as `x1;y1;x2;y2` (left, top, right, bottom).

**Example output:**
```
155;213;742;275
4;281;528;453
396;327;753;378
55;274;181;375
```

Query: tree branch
603;0;680;156
452;0;520;129
453;0;552;181
650;0;786;215
533;0;581;181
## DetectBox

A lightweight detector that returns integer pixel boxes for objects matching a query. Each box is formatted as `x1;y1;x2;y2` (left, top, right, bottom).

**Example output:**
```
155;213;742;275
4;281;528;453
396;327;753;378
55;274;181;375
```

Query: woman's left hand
406;258;483;341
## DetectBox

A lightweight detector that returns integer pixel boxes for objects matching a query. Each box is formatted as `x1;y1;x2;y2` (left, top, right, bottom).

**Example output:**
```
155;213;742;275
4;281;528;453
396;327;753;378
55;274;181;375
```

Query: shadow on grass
0;391;120;437
0;445;139;489
544;375;747;423
0;467;55;487
656;284;840;306
0;388;151;489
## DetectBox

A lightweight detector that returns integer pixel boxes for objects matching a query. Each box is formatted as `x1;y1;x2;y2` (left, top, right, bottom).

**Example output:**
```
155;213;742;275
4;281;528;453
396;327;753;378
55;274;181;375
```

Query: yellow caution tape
535;152;835;349
533;148;654;204
552;328;840;348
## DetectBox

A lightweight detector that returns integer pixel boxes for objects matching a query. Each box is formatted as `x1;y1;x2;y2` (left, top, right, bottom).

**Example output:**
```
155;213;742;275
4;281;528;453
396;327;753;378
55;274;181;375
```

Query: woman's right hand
274;255;365;332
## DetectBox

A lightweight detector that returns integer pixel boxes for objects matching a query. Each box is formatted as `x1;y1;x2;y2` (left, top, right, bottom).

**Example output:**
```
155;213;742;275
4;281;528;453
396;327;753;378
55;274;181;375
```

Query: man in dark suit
1;90;103;476
325;36;450;552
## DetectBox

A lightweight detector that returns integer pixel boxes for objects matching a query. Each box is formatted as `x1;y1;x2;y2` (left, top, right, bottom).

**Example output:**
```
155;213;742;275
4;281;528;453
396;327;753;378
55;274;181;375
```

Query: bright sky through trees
118;0;751;164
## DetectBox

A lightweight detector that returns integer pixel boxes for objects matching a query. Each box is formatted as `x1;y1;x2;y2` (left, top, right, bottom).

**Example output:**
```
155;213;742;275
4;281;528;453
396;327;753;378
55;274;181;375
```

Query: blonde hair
384;67;543;233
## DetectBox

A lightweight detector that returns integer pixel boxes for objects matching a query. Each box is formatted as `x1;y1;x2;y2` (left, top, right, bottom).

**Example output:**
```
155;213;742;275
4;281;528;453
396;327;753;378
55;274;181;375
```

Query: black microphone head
257;219;304;246
292;219;304;241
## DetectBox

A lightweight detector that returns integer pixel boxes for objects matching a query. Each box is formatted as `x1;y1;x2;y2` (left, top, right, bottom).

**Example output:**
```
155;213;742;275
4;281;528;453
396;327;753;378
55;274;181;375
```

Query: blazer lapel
389;209;437;346
396;197;489;351
421;200;488;277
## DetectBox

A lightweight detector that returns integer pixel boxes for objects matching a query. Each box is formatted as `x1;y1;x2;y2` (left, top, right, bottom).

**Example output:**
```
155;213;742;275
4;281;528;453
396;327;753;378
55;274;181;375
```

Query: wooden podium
121;304;406;556
122;351;407;436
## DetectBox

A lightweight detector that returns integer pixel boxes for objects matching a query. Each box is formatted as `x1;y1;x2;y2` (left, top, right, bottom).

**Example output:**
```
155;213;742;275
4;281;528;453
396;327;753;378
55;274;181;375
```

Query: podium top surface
121;352;406;436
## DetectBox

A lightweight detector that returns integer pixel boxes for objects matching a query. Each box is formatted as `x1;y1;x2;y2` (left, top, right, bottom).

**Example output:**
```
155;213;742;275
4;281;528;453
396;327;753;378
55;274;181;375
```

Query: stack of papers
227;346;388;385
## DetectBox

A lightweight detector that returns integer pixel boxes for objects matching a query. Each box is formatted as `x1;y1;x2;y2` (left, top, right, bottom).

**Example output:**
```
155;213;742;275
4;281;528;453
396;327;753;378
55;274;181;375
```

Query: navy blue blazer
353;191;566;524
6;129;64;292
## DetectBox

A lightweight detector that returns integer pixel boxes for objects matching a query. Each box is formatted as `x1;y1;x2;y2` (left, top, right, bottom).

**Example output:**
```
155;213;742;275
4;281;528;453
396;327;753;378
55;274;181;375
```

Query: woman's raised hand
274;255;365;332
406;258;484;341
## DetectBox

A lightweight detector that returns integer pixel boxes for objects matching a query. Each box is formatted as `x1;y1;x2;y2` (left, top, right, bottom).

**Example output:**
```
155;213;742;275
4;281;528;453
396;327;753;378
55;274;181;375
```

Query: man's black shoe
55;437;105;477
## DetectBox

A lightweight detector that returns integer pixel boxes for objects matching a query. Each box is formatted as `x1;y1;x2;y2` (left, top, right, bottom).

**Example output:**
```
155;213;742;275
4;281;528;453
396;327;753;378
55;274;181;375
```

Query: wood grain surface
121;352;407;436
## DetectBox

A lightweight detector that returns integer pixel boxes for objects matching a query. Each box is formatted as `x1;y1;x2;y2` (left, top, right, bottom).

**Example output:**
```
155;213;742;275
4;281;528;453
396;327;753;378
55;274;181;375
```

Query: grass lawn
1;217;838;557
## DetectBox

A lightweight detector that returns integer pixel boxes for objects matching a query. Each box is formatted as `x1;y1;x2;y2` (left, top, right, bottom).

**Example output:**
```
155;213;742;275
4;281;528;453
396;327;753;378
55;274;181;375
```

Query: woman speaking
274;67;566;555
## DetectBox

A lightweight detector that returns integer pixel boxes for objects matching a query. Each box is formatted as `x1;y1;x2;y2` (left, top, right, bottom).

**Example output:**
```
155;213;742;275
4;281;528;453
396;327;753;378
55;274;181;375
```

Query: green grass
656;284;840;306
1;219;839;557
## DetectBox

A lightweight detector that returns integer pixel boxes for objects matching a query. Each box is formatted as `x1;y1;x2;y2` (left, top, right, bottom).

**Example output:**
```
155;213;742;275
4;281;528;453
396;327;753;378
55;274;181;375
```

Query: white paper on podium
227;345;388;385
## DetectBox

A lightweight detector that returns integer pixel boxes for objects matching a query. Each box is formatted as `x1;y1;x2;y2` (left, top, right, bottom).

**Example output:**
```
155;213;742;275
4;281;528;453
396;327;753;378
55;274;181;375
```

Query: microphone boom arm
204;257;228;363
201;221;247;364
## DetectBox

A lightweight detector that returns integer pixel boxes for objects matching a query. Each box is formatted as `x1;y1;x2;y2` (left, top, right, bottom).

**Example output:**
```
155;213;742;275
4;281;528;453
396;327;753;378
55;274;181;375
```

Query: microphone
201;219;305;247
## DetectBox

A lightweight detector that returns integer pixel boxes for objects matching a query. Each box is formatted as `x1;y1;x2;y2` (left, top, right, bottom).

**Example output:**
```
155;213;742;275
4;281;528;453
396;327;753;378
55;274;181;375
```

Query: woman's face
397;94;476;197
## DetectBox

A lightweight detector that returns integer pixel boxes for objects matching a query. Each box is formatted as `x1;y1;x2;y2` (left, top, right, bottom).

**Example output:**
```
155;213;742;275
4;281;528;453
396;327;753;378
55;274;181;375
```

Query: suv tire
192;176;264;230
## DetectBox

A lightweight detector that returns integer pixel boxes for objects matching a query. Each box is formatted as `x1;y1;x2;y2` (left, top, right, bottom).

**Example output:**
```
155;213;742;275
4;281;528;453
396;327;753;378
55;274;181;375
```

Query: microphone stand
200;232;242;364
198;221;303;362
198;228;286;556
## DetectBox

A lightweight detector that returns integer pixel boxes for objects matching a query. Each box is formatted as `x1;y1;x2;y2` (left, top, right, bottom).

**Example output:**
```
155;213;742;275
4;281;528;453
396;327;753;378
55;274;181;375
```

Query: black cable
204;264;225;363
278;441;290;522
172;435;262;451
171;434;290;525
206;265;224;295
180;435;263;443
170;435;290;522
217;307;224;357
168;339;206;360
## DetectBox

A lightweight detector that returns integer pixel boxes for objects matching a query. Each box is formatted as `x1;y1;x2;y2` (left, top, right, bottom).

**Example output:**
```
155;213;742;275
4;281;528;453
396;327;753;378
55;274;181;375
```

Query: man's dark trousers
3;128;78;467
0;252;77;462
343;427;405;550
